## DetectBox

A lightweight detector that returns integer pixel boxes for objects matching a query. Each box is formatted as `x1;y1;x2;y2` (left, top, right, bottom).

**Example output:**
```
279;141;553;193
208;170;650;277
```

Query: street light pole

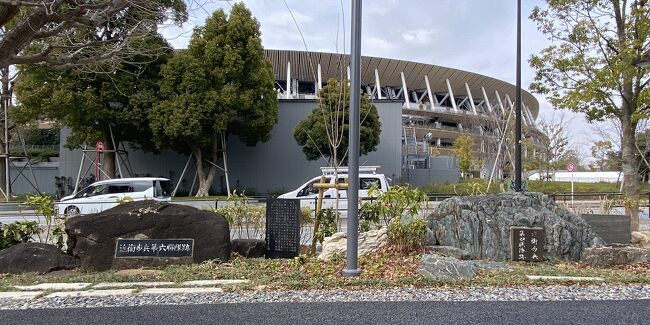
515;0;523;192
342;0;362;277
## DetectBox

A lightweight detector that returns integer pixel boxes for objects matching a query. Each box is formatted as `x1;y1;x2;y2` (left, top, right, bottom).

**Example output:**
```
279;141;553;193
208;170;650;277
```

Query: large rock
426;245;471;260
631;231;650;248
418;255;511;280
318;227;388;261
418;255;476;280
231;239;265;258
426;192;603;262
0;243;79;274
65;201;230;271
581;245;650;267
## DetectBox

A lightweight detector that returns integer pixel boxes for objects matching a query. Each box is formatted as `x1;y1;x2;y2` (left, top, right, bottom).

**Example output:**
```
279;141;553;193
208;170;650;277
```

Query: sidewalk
0;279;250;300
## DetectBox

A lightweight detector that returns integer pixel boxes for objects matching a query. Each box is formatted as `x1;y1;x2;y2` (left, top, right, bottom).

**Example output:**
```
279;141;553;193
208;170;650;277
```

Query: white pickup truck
278;166;390;211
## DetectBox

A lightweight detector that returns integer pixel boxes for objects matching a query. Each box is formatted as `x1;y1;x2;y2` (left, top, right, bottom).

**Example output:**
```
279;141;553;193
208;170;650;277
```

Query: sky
160;0;600;163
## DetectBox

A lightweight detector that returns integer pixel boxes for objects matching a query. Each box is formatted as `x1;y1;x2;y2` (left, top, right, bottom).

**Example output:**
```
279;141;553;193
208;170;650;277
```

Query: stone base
418;255;511;280
581;245;650;267
111;256;194;270
231;239;265;258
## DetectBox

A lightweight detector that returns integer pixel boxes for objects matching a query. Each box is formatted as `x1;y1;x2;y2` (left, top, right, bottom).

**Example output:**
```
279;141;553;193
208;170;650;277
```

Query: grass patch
171;196;227;201
0;248;648;292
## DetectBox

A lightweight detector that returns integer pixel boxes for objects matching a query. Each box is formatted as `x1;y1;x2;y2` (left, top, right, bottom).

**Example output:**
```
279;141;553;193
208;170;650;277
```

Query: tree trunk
192;141;218;197
620;112;640;232
102;131;116;179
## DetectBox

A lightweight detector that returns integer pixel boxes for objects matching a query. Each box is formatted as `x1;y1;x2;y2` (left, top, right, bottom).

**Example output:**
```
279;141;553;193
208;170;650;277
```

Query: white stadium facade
47;49;545;196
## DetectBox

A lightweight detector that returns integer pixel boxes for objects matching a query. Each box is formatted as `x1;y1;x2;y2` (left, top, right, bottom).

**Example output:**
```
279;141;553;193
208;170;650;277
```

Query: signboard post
265;198;301;259
510;227;544;262
566;162;576;204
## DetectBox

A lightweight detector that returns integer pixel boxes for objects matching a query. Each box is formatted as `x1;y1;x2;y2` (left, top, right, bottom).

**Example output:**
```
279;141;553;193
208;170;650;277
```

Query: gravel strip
0;285;649;310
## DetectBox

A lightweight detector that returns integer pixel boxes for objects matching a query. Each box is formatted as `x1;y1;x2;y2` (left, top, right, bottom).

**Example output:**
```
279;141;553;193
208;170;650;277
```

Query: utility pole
342;0;362;277
515;0;523;192
1;66;10;201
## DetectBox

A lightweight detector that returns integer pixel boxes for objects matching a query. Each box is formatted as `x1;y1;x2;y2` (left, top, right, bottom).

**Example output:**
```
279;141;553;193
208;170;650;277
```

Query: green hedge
420;179;649;195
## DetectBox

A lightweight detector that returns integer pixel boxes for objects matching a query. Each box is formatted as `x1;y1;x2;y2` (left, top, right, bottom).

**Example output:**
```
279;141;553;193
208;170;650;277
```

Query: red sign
566;162;576;172
96;141;105;152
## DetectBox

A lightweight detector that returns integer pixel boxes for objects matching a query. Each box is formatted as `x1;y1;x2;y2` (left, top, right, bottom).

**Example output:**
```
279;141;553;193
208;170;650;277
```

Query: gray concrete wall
400;156;460;187
225;100;403;194
9;161;58;195
57;100;403;196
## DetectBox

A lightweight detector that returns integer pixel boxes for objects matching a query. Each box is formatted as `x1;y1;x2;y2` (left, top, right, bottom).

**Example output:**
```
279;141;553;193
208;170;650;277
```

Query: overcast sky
161;0;599;162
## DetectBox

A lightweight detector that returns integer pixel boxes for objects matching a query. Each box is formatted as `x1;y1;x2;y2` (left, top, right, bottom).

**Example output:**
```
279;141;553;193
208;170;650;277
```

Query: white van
57;177;172;216
278;166;389;211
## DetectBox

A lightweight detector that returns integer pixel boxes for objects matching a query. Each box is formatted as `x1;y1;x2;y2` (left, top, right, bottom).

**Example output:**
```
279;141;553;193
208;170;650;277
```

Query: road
0;215;40;225
0;300;647;325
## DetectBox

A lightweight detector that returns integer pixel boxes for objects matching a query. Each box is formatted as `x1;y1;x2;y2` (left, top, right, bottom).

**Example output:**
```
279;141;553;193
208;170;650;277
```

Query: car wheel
64;206;80;217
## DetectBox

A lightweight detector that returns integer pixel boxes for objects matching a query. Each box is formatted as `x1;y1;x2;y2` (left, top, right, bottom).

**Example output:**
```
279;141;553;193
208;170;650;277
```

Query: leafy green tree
150;4;278;196
452;135;474;178
294;78;381;166
590;140;622;171
557;149;586;171
529;1;650;230
14;35;170;178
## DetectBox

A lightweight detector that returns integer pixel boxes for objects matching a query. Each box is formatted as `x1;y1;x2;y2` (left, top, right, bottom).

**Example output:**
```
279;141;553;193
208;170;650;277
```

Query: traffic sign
96;141;104;152
566;162;576;172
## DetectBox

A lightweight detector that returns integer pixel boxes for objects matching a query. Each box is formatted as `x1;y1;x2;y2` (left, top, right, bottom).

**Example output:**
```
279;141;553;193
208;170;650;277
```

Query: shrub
0;221;40;250
216;191;265;240
26;194;66;248
358;202;381;232
366;184;427;225
314;208;338;244
387;218;427;253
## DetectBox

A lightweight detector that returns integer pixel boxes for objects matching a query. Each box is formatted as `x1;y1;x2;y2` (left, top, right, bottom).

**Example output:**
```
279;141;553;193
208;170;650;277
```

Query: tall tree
13;35;170;178
0;0;185;193
529;0;650;230
150;4;278;196
294;78;381;167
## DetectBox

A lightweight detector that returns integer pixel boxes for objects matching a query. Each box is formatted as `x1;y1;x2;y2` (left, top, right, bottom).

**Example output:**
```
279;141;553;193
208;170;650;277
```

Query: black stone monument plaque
510;227;544;262
114;239;194;258
265;199;301;258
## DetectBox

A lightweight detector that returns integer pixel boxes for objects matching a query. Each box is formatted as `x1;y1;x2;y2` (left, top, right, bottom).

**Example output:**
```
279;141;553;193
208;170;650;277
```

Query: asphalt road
1;300;648;325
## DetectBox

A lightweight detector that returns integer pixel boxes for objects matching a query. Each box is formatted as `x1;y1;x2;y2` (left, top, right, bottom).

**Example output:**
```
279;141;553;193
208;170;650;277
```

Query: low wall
580;214;631;244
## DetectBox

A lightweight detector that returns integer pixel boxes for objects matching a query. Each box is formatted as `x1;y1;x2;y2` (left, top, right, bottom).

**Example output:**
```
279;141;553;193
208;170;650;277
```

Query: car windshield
155;180;171;197
297;177;330;197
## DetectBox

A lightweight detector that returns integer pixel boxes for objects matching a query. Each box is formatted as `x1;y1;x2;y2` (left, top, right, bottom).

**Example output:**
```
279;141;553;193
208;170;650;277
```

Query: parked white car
278;166;390;211
57;177;172;216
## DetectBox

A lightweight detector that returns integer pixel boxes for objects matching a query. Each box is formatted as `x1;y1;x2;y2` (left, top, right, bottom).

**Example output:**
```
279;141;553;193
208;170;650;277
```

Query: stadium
48;49;544;196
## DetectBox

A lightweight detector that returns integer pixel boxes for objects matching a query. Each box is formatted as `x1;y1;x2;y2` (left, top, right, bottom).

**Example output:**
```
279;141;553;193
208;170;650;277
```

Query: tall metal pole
342;0;362;277
514;0;523;192
2;66;10;201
